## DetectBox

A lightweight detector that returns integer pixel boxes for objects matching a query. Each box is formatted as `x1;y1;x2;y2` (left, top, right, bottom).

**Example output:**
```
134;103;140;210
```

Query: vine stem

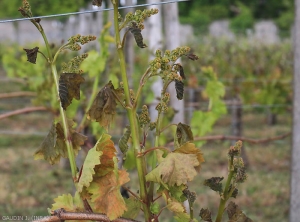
112;2;151;221
215;156;234;222
38;23;77;180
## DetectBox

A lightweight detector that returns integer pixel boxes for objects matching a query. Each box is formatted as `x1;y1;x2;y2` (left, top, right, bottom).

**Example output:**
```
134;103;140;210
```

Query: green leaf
51;192;84;213
59;73;85;110
150;202;160;215
87;81;118;130
175;123;194;147
227;201;253;222
169;185;187;202
77;146;103;192
123;197;141;219
146;153;199;186
174;212;198;222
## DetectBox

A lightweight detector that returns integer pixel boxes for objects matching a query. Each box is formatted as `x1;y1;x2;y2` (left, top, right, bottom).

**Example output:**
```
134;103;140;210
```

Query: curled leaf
176;64;185;80
175;123;194;147
203;177;224;194
129;23;147;48
23;47;39;64
199;208;212;222
175;79;184;100
186;53;199;61
92;0;102;7
227;201;253;222
59;73;85;110
118;126;131;154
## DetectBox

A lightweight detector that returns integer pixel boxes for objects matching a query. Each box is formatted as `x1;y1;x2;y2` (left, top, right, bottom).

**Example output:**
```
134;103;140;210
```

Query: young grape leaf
87;81;118;130
227;201;253;222
77;147;103;193
174;142;205;172
129;23;147;48
23;47;39;64
122;197;141;219
175;79;184;100
175;123;194;147
59;73;85;110
203;177;224;195
146;153;199;186
199;208;212;222
150;202;160;215
169;185;188;202
51;192;84;213
88;170;130;220
94;134;117;177
118;126;131;154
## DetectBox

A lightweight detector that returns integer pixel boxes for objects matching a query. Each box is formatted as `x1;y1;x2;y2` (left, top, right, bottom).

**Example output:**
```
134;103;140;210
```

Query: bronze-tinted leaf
87;81;118;130
92;0;102;7
175;122;194;147
59;73;85;110
203;177;224;194
227;201;253;222
175;79;184;100
186;53;199;61
129;23;147;48
23;47;39;64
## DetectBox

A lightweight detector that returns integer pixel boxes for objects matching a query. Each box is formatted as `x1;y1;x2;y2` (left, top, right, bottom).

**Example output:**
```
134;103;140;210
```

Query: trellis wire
0;0;189;24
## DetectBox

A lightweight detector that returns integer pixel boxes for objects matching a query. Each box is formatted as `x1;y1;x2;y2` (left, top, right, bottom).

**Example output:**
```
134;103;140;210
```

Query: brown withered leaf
24;47;39;64
227;201;253;222
92;0;102;7
186;53;199;61
203;177;224;195
87;81;118;130
175;123;194;147
59;73;85;110
129;23;147;48
199;208;212;222
34;121;87;165
176;64;186;80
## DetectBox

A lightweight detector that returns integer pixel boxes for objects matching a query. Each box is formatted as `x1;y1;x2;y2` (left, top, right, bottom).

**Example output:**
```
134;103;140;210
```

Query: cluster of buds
233;157;247;183
139;105;151;128
61;53;88;74
129;89;135;104
149;122;156;131
67;34;96;51
228;140;242;157
155;101;168;113
18;0;33;18
124;8;159;30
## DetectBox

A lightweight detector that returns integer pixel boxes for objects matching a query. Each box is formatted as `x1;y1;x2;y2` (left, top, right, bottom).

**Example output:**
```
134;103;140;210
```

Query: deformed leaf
92;0;102;7
227;201;253;222
146;153;199;186
229;185;239;198
87;81;118;130
88;170;130;220
167;199;185;213
51;192;84;213
174;142;205;172
199;208;212;222
118;126;131;154
23;47;39;64
203;177;224;194
94;134;117;177
175;79;184;100
59;73;85;110
175;123;194;147
34;121;87;165
129;23;147;48
77;146;103;192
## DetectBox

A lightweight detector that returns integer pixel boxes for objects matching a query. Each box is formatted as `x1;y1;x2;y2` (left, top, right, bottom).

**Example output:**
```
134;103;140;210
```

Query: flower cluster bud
139;105;151;127
19;0;33;18
162;92;170;104
155;102;168;113
228;140;242;157
61;53;89;74
67;34;96;51
124;8;159;30
129;89;135;103
149;122;156;131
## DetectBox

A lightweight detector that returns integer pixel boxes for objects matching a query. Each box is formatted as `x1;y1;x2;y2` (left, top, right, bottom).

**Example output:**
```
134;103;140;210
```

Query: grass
0;94;291;221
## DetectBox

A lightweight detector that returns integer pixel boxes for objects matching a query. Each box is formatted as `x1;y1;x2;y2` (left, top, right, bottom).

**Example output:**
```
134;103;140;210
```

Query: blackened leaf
175;122;194;147
87;81;117;130
92;0;102;6
199;208;212;222
118;126;131;154
186;53;199;61
175;79;184;100
59;73;85;110
228;184;239;198
204;177;224;194
129;23;147;48
24;47;39;64
176;64;185;80
227;201;253;222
